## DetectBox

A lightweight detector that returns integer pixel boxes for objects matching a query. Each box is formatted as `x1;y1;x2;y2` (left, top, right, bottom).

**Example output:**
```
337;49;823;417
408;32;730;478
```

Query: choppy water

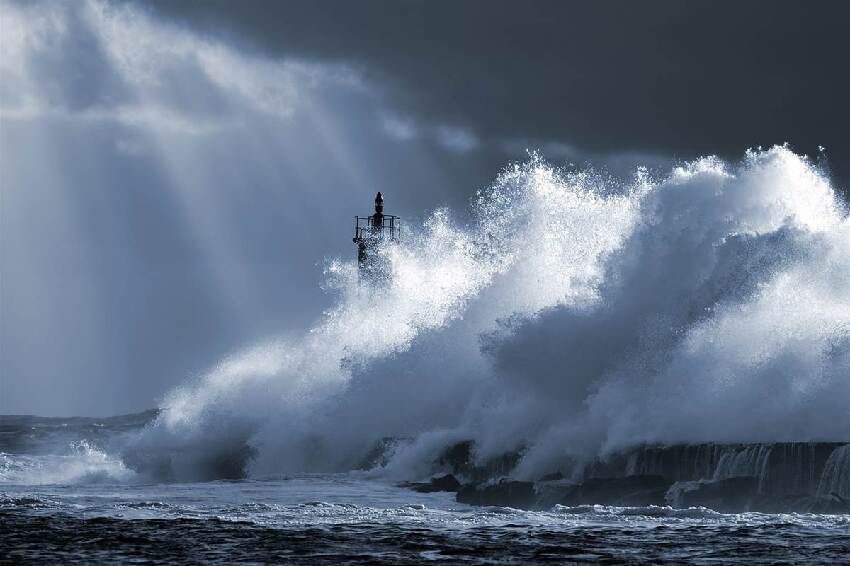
3;474;850;564
2;415;849;565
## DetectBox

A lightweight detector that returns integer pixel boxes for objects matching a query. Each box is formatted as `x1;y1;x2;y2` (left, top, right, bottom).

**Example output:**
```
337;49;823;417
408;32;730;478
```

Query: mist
122;146;850;482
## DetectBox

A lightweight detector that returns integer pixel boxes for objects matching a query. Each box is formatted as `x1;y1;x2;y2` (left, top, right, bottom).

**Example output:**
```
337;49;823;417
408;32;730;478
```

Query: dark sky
148;0;850;192
2;0;848;416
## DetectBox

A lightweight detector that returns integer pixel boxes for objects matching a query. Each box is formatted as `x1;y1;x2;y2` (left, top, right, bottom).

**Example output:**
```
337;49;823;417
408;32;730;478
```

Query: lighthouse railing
353;215;401;242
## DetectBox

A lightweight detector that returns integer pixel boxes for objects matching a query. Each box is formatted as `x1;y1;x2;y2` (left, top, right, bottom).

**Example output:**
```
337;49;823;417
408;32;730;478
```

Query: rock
666;477;759;512
435;441;523;482
560;475;671;507
456;475;672;510
751;493;850;514
616;487;669;507
534;479;579;508
436;441;475;475
667;477;850;514
457;480;536;508
795;495;850;514
440;440;850;513
358;437;410;470
539;471;565;481
403;474;461;493
602;442;846;497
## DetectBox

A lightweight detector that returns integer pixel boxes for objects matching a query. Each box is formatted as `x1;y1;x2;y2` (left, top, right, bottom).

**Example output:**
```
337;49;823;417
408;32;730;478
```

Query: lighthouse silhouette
353;192;400;279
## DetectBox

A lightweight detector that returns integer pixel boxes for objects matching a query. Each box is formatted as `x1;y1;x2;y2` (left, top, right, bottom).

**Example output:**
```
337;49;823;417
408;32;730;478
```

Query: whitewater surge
0;441;135;485
125;146;849;482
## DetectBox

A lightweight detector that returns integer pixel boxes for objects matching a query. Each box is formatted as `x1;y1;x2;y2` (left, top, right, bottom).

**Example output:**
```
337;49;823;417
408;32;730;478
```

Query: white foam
1;441;136;485
129;147;849;481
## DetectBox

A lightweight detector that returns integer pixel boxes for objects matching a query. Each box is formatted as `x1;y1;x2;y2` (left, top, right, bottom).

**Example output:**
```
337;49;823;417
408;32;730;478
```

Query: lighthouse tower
353;192;400;278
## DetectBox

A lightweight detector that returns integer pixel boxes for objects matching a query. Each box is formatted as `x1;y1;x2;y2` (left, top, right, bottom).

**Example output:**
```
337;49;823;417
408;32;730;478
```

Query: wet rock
457;480;536;508
607;442;846;496
457;475;672;510
666;477;759;512
752;493;850;514
436;441;475;475
792;494;850;514
667;477;850;514
402;474;461;493
539;471;565;481
435;441;522;482
442;441;850;513
534;479;579;508
559;475;671;507
616;487;669;507
358;437;410;470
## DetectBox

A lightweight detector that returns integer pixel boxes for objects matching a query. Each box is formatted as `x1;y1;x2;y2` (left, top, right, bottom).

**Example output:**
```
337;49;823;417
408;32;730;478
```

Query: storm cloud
145;0;850;190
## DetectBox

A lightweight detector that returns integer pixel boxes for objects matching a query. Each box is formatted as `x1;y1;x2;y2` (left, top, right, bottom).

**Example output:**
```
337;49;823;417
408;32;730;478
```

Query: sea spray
124;205;521;479
124;146;850;482
0;440;135;485
818;444;850;499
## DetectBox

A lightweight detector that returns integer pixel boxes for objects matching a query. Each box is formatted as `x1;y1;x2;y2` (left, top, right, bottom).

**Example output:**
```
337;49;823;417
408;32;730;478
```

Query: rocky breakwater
403;441;850;513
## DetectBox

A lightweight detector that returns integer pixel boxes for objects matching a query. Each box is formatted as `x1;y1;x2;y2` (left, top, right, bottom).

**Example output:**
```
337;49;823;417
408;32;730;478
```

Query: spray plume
125;147;849;481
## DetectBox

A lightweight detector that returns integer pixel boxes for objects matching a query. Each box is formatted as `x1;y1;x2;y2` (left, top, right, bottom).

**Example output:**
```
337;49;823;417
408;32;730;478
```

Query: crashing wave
120;147;848;484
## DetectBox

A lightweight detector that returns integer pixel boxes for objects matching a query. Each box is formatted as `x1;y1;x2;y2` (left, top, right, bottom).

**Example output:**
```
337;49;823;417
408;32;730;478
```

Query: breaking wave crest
1;441;135;485
124;146;849;482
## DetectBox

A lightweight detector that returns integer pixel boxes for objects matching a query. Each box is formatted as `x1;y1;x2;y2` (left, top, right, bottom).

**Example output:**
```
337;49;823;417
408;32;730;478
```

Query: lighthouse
353;192;400;278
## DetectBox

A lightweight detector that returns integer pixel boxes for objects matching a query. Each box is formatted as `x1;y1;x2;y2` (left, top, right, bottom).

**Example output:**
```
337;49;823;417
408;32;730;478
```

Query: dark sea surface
4;475;850;564
2;414;849;565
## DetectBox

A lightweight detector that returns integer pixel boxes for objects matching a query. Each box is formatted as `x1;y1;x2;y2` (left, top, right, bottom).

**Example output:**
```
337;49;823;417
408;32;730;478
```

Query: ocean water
2;416;850;564
4;475;850;564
